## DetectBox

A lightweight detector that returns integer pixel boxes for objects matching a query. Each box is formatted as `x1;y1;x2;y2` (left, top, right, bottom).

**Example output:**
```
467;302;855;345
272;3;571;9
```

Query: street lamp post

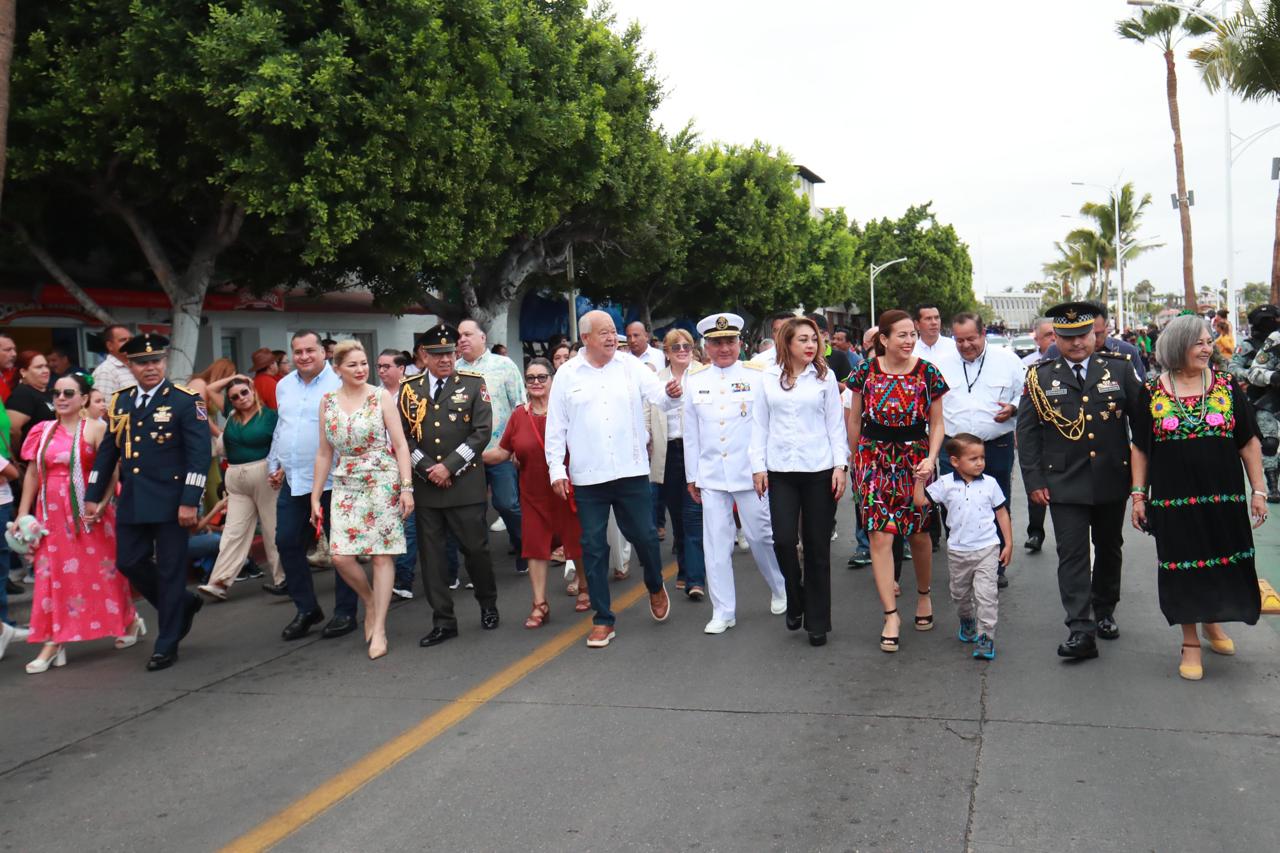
869;257;907;325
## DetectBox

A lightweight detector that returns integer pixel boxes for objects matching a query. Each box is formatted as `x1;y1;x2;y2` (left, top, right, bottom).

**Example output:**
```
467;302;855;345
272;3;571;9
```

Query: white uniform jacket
682;360;764;493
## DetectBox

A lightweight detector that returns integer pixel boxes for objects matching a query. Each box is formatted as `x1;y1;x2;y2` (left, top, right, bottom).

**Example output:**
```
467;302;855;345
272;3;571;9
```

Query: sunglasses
524;374;551;384
667;343;693;352
229;390;252;401
52;389;80;399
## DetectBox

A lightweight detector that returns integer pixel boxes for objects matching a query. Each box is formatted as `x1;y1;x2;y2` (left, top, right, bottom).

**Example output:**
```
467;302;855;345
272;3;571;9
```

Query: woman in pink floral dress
15;373;140;674
311;341;414;659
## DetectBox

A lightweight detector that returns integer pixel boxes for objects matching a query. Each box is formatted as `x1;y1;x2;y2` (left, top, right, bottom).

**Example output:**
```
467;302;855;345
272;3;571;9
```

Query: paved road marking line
221;563;677;853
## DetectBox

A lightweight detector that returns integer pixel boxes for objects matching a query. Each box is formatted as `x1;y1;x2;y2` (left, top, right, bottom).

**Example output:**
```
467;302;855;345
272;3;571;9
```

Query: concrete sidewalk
0;471;1276;852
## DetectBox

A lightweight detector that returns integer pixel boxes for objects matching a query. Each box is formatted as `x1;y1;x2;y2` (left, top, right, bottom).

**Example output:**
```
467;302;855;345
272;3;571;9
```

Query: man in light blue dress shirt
267;330;358;641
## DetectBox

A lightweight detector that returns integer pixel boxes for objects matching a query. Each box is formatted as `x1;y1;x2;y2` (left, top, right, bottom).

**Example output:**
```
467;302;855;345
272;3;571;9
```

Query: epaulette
112;385;136;398
741;361;764;371
171;383;201;396
400;375;423;385
1098;351;1130;360
457;369;484;379
688;363;711;375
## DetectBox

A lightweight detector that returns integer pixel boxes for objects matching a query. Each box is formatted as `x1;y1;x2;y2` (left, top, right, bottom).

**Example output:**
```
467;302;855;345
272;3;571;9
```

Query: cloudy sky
607;0;1278;301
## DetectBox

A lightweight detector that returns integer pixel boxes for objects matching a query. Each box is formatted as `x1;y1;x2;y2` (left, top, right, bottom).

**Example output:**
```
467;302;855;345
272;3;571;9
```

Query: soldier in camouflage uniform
1237;304;1280;502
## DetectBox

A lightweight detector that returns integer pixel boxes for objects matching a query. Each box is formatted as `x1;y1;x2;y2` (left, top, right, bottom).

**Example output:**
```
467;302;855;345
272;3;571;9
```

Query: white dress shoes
704;617;736;634
770;595;787;615
0;622;31;660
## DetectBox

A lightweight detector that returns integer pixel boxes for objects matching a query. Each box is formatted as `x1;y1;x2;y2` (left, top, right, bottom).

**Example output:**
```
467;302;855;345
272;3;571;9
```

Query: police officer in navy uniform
1016;302;1147;661
397;323;497;647
85;333;212;671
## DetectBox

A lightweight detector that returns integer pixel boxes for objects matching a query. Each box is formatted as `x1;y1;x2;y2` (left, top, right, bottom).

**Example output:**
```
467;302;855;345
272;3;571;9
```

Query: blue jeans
652;482;665;529
275;482;356;618
0;503;10;624
662;440;706;587
486;460;525;570
395;517;418;588
575;475;666;626
188;532;222;579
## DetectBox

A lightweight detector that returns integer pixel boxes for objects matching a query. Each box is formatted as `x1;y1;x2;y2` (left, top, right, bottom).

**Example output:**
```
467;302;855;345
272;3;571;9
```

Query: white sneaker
735;532;749;552
831;530;838;541
770;595;787;615
703;617;736;634
0;622;31;660
490;517;507;532
392;587;414;600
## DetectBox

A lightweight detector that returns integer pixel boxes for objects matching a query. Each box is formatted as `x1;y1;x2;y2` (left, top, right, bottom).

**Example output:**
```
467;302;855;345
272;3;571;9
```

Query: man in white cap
684;312;787;633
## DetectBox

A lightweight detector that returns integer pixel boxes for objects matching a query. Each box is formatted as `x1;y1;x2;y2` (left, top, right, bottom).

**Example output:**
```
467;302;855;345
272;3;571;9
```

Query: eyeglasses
524;374;551;384
229;390;252;401
52;389;79;399
667;343;693;352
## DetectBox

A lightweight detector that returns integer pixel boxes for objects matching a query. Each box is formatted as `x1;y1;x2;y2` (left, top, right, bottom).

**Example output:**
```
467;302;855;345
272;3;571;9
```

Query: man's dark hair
766;312;794;336
1086;300;1108;319
950;312;984;333
378;348;409;367
803;312;830;333
291;329;322;348
0;329;14;343
321;337;337;347
913;302;941;321
48;345;72;359
833;326;851;339
102;324;131;341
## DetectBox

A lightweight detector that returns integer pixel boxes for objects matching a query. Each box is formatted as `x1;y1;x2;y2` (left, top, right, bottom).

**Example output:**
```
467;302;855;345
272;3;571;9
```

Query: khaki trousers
207;459;283;587
948;543;1000;638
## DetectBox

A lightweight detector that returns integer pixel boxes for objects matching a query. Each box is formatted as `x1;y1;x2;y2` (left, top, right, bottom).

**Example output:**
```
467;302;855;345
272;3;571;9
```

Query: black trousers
1048;500;1125;634
768;469;836;634
117;520;195;656
1026;499;1047;539
415;497;496;631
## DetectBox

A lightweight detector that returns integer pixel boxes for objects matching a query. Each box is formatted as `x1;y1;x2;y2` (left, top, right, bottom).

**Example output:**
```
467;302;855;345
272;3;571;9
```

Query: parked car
985;334;1010;350
1010;335;1036;358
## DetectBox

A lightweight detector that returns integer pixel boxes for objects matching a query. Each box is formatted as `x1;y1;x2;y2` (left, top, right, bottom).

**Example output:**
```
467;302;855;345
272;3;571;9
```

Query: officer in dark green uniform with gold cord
85;333;212;671
398;324;497;647
1016;302;1148;661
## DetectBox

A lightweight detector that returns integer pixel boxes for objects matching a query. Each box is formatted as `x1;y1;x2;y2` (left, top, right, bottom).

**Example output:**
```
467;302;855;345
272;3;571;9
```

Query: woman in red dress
16;373;141;673
483;357;585;627
848;310;948;653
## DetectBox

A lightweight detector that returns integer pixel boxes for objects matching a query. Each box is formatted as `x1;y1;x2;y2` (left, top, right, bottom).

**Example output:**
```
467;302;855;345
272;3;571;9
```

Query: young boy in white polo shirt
921;433;1012;660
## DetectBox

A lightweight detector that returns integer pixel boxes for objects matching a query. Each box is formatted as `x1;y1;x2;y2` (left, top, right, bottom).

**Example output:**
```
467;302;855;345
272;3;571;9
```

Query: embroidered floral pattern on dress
1148;371;1236;441
1159;547;1255;571
1149;493;1245;508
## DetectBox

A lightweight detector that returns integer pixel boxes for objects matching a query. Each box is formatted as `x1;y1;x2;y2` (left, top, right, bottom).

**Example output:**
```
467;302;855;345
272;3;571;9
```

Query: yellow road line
221;563;677;853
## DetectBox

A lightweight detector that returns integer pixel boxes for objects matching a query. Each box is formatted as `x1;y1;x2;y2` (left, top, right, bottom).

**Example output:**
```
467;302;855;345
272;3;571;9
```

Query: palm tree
1192;0;1280;303
1118;7;1212;310
1042;240;1096;299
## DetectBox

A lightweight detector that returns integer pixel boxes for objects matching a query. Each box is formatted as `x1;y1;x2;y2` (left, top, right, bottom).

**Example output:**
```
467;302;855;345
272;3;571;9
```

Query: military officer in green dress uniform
397;323;497;647
1236;305;1280;502
1016;302;1148;661
85;333;212;671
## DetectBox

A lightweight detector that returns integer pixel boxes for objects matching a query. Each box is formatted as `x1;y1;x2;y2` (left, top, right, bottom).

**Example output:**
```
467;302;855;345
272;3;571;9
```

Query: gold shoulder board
741;361;764;371
688;363;711;375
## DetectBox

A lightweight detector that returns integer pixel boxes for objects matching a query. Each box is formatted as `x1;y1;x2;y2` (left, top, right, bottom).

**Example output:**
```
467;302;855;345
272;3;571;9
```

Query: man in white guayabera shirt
545;310;684;649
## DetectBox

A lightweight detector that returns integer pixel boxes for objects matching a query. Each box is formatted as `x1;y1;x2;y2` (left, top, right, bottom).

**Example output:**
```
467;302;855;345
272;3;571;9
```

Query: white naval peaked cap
695;312;745;339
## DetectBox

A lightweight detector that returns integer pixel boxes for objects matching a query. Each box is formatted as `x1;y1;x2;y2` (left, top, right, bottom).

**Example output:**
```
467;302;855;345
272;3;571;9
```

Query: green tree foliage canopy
851;203;975;322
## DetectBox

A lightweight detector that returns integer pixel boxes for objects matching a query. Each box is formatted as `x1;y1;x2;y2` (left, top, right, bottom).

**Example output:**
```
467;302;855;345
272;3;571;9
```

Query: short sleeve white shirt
925;473;1005;551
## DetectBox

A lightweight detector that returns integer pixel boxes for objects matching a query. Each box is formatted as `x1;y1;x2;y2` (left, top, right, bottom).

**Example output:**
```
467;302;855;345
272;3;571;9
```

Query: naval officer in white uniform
683;312;787;634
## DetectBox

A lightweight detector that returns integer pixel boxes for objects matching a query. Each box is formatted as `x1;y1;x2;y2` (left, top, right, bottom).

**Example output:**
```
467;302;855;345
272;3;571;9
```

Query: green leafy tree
1192;0;1280;303
1118;6;1211;310
4;0;658;376
1239;280;1271;310
852;203;975;322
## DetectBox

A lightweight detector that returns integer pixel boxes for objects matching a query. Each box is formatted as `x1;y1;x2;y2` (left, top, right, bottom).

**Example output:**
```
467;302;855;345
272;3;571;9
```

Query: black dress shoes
1096;615;1120;640
785;613;803;631
808;632;827;647
180;594;204;640
1024;533;1044;553
146;651;178;671
480;608;500;630
261;581;289;596
281;609;325;641
996;574;1010;590
419;626;459;647
1057;631;1099;660
321;614;357;639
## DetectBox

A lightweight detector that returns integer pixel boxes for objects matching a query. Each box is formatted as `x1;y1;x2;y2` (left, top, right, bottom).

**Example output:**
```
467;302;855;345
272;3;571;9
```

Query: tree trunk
1271;177;1280;305
1165;49;1197;309
12;224;117;325
167;285;203;382
0;0;15;209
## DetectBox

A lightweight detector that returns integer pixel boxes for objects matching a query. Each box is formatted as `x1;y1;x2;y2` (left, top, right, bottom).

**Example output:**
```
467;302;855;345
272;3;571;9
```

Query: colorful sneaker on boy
973;634;995;660
957;617;978;643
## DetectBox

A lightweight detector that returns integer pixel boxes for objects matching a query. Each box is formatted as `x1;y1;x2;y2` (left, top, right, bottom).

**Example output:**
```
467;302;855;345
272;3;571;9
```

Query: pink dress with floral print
323;390;405;556
22;420;136;644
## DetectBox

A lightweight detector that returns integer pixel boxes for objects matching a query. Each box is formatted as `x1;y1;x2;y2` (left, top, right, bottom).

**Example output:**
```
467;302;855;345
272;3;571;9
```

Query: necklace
1167;370;1208;426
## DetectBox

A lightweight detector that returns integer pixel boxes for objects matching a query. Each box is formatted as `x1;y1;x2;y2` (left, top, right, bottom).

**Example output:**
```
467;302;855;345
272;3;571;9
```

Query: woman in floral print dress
311;341;415;660
1130;315;1265;681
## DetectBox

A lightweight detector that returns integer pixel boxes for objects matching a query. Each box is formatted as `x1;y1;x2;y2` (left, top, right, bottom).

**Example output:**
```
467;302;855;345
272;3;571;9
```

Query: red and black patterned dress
1135;370;1261;625
850;357;948;535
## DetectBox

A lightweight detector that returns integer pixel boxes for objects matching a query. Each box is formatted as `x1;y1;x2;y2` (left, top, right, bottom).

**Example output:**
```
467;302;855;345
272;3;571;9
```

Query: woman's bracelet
401;479;414;489
1130;486;1147;497
1252;488;1268;499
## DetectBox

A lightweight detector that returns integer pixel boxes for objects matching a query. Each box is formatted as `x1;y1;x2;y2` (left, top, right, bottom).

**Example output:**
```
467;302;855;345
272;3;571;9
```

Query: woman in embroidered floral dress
311;341;414;660
15;373;140;674
1130;315;1265;681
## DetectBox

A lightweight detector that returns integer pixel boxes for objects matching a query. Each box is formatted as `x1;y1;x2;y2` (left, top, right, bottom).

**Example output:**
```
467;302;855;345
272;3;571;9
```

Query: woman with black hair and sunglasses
196;375;284;600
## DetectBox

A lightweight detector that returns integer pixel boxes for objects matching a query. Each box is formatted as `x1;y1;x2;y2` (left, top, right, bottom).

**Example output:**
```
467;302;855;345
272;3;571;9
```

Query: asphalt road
2;470;1277;853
